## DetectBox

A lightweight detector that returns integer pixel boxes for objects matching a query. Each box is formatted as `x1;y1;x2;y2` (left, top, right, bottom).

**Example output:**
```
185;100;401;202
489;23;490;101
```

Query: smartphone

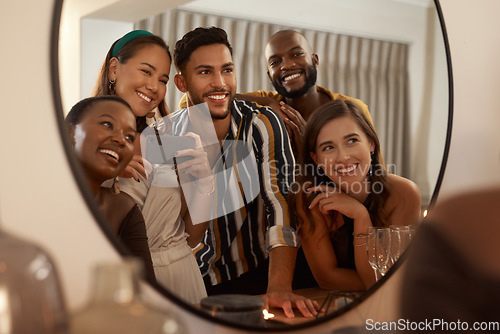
144;134;196;164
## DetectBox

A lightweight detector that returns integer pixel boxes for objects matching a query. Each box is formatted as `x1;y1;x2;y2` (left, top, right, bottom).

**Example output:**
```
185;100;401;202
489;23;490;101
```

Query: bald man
237;30;373;152
179;30;373;151
239;31;378;290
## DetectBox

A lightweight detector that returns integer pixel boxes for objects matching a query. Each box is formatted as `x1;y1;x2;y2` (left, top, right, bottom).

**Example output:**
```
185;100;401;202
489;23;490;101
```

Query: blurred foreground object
71;258;186;334
401;187;500;328
0;223;69;334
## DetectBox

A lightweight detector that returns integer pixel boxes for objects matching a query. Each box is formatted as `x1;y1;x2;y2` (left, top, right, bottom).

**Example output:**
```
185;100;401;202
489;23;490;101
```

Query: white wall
58;0;125;114
59;0;188;112
80;18;133;99
435;0;500;198
2;0;499;333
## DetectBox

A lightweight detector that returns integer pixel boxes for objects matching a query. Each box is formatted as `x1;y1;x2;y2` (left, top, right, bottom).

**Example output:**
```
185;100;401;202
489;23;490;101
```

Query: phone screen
144;135;196;164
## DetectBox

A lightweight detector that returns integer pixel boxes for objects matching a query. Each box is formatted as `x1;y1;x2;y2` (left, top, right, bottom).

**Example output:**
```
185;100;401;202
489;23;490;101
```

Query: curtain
136;9;409;177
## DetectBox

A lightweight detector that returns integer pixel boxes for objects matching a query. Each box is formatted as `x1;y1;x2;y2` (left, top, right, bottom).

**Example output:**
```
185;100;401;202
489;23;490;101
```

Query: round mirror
56;0;452;330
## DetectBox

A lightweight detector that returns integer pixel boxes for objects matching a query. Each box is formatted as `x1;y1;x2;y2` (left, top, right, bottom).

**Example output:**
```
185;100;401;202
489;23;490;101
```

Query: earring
109;78;116;94
368;152;374;177
112;176;120;194
146;110;156;119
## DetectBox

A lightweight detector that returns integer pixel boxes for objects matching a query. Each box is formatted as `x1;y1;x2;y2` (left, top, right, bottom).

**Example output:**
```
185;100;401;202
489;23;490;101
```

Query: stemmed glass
408;225;417;242
374;227;391;276
366;227;391;281
366;227;379;281
389;225;410;263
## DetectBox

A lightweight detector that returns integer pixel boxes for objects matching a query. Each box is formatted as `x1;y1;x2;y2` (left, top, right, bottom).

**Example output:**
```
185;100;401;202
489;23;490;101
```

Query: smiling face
175;43;236;120
72;100;137;189
265;31;318;98
109;44;171;117
310;115;375;195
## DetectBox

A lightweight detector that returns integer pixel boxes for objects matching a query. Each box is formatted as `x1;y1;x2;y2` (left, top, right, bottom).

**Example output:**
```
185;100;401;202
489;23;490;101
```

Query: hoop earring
112;176;120;194
109;78;116;94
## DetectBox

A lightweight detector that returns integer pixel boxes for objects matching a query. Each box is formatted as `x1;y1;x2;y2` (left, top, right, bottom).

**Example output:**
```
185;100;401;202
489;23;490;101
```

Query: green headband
111;30;154;58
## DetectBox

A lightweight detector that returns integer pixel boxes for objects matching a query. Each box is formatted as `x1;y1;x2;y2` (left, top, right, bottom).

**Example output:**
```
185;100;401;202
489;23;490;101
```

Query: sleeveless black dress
330;215;356;269
292;215;356;289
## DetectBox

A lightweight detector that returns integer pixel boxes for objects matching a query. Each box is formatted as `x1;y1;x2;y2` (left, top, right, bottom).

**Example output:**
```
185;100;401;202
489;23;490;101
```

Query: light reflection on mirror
59;0;449;327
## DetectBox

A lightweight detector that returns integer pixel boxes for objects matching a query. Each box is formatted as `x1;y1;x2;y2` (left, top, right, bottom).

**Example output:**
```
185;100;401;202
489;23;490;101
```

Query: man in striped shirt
172;26;320;318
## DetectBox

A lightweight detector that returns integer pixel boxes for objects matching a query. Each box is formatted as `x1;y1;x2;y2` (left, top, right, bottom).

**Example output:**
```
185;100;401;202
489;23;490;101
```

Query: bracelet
353;232;369;239
353;242;367;247
195;177;215;196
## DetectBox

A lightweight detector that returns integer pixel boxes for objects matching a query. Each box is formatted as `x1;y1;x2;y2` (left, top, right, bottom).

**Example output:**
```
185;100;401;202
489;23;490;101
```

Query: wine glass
374;227;391;276
408;225;417;242
366;227;380;281
389;225;410;263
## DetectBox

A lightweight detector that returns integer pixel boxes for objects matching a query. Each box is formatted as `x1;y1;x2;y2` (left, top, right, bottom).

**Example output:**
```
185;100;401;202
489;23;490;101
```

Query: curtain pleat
137;9;410;177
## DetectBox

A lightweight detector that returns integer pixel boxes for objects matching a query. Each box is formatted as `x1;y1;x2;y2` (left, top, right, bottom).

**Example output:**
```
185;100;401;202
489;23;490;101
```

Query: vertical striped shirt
170;99;299;286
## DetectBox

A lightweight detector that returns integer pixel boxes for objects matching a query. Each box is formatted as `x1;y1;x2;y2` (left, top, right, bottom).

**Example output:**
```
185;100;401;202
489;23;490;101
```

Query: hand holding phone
144;134;196;164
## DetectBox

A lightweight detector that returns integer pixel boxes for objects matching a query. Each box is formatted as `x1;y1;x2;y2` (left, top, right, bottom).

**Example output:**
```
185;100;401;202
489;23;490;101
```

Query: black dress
117;205;156;284
293;215;356;289
330;215;356;270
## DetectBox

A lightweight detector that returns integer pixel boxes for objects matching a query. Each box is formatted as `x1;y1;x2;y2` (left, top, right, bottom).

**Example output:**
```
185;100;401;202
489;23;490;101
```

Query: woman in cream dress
120;160;210;304
93;30;212;304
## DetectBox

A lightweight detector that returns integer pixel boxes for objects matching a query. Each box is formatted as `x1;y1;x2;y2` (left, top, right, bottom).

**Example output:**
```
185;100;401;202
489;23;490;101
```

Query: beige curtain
137;9;410;177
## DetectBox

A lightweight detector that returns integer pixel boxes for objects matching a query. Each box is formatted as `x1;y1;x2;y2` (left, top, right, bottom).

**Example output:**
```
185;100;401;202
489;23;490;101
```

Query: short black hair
65;95;132;127
173;26;233;72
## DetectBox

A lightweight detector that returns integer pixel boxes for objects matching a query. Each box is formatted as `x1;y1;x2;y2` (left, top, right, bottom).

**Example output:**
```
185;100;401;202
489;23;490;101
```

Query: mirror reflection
59;0;448;327
64;96;158;284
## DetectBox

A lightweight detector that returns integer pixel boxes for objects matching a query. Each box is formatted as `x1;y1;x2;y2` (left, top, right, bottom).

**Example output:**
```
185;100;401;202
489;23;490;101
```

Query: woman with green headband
94;30;170;136
93;30;211;304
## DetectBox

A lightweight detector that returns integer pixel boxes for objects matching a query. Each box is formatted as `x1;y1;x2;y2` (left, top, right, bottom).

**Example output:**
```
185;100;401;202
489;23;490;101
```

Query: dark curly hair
65;95;133;127
174;26;233;72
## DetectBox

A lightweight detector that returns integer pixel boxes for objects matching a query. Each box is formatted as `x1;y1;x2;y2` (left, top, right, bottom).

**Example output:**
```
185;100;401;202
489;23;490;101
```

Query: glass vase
71;258;186;334
0;226;69;334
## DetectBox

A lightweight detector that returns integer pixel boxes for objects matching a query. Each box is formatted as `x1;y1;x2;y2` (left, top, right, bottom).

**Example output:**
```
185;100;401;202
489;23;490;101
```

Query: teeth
337;165;357;174
137;92;151;102
283;73;301;82
99;149;119;161
208;94;226;100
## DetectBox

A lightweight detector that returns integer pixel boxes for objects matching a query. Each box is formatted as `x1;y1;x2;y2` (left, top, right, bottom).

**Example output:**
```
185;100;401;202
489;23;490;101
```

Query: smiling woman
66;97;137;190
291;99;421;293
92;31;172;132
65;96;156;284
55;0;452;331
7;0;500;332
87;28;212;305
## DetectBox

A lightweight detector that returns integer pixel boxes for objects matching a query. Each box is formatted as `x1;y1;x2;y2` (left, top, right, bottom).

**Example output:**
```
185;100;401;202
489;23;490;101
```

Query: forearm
184;219;208;248
267;245;298;293
186;178;214;225
301;236;366;291
353;214;377;288
181;181;212;247
353;244;377;289
184;213;208;248
265;245;321;318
